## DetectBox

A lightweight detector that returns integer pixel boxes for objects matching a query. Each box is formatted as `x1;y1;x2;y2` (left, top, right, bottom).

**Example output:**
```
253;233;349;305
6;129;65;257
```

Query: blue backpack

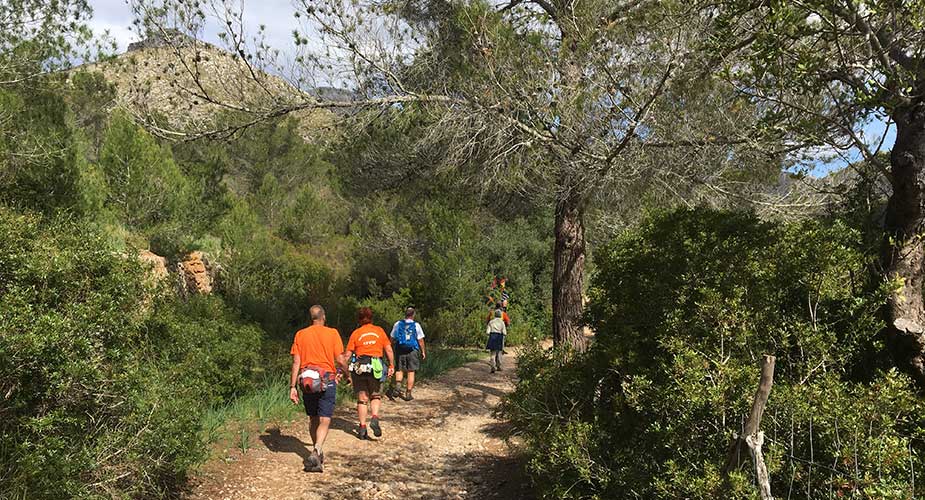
394;321;420;353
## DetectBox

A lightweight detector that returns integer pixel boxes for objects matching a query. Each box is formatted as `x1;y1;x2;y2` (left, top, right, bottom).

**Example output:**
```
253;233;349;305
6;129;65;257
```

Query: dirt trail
187;354;531;500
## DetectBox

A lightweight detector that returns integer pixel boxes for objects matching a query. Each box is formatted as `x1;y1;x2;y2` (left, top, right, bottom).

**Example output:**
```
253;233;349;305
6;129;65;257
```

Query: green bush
97;112;195;254
143;295;263;405
0;82;96;216
502;208;921;499
0;209;262;498
345;195;552;346
217;199;337;339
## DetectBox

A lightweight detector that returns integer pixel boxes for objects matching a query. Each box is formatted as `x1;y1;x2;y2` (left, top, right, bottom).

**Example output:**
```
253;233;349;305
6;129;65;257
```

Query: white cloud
87;17;138;52
87;0;301;55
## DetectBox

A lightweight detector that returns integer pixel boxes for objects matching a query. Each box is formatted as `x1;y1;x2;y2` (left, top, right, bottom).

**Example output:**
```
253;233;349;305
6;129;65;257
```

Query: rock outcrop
177;251;215;296
138;250;169;280
137;250;217;297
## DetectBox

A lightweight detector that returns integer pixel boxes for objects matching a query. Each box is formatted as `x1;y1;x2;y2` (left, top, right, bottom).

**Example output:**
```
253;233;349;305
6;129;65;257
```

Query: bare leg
314;416;332;451
395;370;404;390
357;391;369;426
309;416;320;446
370;396;382;418
406;371;415;391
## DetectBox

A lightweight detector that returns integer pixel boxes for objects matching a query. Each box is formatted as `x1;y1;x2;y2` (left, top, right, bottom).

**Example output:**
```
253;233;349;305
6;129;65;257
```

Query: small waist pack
350;356;386;381
371;357;384;381
299;366;332;393
351;355;373;375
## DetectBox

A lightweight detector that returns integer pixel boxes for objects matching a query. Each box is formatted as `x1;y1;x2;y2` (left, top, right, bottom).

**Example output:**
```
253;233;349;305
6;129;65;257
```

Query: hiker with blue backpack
387;307;427;401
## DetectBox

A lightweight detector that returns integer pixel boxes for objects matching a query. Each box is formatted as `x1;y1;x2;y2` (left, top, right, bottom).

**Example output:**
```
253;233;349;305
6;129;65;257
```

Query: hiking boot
496;366;502;372
358;426;369;440
369;417;382;438
304;449;323;472
490;366;495;374
385;386;397;401
401;390;414;401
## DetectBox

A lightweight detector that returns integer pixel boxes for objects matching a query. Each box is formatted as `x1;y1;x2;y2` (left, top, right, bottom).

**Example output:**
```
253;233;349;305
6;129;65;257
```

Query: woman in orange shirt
345;307;395;440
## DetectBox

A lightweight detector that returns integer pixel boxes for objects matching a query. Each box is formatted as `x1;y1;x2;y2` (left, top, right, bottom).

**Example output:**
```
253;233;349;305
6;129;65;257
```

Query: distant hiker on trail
289;305;348;473
485;276;512;310
345;307;395;440
499;277;510;305
486;308;507;373
387;307;426;401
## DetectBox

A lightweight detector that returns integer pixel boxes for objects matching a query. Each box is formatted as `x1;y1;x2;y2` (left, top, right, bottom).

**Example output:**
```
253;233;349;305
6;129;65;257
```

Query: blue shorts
302;381;337;417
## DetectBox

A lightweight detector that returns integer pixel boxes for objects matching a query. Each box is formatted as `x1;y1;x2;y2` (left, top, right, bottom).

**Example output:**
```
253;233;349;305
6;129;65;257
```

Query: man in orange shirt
289;305;348;473
345;307;395;440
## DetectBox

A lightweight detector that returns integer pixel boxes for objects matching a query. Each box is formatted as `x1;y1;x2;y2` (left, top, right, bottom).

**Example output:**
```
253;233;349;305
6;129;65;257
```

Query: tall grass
201;346;484;453
415;347;484;380
200;373;301;452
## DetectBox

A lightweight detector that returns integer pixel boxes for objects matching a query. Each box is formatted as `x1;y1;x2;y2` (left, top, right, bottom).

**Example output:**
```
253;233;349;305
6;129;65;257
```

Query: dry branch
723;354;776;499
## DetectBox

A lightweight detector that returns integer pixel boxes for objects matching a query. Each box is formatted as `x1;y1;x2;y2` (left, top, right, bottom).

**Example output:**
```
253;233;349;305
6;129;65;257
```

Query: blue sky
802;117;894;177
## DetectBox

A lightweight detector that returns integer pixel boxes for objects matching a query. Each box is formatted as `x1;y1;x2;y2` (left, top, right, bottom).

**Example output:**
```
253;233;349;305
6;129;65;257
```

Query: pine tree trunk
548;11;589;352
552;190;587;351
884;101;925;384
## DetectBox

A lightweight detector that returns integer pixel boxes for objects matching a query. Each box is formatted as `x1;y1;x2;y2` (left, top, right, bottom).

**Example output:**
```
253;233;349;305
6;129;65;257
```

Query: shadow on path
259;428;313;469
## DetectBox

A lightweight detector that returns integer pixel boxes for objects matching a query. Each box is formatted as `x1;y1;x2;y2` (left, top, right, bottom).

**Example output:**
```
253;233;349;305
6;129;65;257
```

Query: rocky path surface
187;354;531;500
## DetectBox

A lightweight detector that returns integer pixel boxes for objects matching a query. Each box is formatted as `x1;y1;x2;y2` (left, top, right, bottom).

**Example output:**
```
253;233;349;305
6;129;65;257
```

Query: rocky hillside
78;32;338;140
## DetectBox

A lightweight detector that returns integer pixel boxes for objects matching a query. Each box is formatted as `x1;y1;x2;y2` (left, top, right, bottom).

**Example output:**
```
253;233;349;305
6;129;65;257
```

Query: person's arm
335;351;350;384
336;351;350;374
384;344;395;377
486;322;492;335
418;338;426;360
289;354;301;404
501;323;507;336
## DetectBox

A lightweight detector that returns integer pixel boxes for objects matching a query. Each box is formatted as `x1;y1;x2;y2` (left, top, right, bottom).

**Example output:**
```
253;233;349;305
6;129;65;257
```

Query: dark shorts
302;381;337;418
486;332;505;351
396;349;420;372
351;372;382;397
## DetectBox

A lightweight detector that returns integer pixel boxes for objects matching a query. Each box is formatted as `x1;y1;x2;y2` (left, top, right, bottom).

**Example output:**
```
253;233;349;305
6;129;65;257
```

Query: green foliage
0;82;92;215
0;210;183;497
98;111;195;253
503;208;920;499
0;209;263;498
217;197;337;339
144;295;263;404
346;194;552;346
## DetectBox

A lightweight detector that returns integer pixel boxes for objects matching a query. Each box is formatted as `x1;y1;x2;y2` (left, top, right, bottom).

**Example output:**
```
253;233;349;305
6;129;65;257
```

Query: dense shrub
0;81;97;216
143;295;263;405
502;208;922;499
217;198;337;339
346;196;552;346
0;209;261;498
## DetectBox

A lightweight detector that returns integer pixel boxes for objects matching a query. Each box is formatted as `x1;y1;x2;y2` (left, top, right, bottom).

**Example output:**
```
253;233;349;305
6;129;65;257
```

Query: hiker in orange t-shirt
486;305;511;326
345;307;395;440
289;305;348;473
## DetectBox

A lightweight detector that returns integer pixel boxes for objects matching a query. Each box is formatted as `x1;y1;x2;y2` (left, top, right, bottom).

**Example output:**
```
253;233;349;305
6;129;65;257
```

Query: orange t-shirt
290;324;344;373
487;311;511;326
346;324;390;358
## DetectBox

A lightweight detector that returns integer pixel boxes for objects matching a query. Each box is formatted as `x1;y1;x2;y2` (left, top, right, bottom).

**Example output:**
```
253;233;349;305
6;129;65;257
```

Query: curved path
187;355;531;500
